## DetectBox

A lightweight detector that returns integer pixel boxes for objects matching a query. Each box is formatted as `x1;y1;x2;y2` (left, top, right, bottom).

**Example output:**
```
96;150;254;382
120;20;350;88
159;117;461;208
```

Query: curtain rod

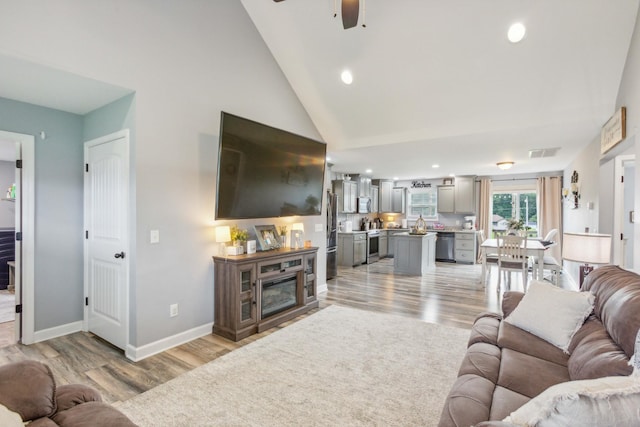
477;176;561;183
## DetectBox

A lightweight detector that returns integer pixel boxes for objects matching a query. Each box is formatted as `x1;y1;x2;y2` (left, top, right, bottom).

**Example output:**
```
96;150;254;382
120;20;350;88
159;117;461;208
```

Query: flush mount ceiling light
508;22;526;43
365;168;372;174
341;69;353;85
497;161;515;170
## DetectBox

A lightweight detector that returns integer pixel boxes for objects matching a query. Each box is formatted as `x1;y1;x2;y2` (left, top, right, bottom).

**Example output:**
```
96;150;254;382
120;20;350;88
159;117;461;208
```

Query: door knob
114;252;125;259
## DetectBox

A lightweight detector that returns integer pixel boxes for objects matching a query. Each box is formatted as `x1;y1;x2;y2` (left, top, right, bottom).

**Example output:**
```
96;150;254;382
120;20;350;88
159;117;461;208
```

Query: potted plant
229;226;248;255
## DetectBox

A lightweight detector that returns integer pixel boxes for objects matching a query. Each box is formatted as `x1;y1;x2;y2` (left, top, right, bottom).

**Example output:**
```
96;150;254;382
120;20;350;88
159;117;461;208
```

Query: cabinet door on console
237;264;257;328
303;252;317;304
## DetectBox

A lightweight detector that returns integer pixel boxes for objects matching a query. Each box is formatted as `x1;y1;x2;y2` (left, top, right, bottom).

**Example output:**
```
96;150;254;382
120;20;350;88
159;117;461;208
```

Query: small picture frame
254;225;281;251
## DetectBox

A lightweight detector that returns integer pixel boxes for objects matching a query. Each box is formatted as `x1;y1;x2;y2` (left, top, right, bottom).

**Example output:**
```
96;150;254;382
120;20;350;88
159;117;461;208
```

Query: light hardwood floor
0;259;572;404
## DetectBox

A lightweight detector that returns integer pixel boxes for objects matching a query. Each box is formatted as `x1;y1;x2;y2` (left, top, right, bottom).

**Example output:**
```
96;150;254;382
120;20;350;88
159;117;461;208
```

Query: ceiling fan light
497;161;515;170
508;23;526;43
341;70;353;85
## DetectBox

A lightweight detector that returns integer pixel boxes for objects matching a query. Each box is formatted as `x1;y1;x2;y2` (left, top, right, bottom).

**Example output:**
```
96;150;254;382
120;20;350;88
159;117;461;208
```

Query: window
408;189;438;220
492;189;538;237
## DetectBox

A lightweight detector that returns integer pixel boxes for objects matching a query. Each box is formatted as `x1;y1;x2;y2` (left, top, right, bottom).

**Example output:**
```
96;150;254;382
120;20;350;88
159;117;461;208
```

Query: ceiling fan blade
273;0;285;2
342;0;359;29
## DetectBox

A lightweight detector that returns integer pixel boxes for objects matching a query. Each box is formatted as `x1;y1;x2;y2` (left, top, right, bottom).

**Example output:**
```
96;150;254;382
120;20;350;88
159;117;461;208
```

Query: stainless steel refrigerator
326;191;338;279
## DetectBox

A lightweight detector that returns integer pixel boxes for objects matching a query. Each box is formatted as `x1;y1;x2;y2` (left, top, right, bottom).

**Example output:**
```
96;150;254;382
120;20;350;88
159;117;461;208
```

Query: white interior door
623;161;635;268
84;130;130;350
14;143;21;341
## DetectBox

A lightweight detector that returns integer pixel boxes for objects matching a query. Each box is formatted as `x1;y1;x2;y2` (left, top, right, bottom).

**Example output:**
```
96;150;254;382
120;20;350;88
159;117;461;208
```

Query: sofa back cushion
0;361;56;421
568;316;632;380
581;265;640;359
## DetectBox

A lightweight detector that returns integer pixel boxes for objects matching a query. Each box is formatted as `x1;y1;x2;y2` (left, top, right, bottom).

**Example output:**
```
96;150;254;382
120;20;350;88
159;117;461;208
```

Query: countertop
338;228;478;234
393;232;437;237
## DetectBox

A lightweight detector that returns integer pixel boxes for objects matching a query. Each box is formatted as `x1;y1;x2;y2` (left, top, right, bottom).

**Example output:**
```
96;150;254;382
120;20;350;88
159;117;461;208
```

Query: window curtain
477;178;492;262
537;176;562;261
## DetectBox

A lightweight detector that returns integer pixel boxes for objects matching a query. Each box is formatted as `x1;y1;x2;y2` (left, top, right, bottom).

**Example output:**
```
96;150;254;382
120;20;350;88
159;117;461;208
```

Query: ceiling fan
273;0;362;30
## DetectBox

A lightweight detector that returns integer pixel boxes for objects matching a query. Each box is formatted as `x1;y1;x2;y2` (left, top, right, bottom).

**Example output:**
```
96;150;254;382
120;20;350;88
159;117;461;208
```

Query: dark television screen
215;112;327;220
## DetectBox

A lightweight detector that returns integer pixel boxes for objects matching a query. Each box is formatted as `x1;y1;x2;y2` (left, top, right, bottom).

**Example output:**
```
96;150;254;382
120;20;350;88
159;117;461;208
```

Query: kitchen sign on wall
601;107;626;155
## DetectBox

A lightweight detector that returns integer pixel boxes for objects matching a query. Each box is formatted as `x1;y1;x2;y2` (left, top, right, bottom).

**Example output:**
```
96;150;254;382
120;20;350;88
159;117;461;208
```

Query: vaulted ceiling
241;0;639;179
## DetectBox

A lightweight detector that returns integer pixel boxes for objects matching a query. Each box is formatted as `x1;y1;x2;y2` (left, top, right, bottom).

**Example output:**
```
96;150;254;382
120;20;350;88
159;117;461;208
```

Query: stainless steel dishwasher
435;232;455;262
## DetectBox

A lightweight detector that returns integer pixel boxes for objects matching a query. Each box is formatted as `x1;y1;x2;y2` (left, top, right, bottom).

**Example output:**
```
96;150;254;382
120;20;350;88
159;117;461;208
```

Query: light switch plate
150;229;160;244
315;223;323;232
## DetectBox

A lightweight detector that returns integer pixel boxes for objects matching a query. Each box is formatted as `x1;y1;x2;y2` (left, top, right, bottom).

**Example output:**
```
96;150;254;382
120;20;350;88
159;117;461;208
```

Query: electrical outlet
170;304;178;317
315;223;323;232
150;229;160;244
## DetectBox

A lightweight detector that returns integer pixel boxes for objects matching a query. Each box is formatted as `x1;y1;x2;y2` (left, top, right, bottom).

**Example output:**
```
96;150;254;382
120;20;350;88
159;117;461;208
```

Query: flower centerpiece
278;225;288;248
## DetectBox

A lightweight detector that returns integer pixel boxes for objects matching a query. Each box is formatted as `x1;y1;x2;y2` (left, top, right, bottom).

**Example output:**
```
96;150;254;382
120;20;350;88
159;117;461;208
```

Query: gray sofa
438;265;640;426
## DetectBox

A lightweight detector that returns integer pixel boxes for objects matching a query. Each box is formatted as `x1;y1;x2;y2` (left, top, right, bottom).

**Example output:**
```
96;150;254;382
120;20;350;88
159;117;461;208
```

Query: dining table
479;238;553;286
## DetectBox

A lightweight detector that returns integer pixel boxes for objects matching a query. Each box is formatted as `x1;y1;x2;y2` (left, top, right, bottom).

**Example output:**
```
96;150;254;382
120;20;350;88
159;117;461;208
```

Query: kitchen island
393;232;437;275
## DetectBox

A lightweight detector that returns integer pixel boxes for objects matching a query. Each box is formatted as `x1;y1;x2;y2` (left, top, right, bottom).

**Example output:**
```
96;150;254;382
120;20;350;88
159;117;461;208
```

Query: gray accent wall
0;97;84;330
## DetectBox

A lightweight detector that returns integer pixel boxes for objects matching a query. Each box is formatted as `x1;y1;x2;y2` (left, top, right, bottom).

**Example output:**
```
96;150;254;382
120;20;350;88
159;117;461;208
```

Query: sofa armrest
474;422;517;427
55;384;102;413
501;291;525;318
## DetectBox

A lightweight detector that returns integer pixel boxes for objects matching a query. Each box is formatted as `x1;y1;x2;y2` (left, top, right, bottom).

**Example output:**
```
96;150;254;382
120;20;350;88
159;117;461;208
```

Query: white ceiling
241;0;639;179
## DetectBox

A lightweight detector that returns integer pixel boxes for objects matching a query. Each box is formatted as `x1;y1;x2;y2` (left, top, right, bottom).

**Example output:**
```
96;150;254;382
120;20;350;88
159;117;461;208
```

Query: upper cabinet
332;180;358;213
391;187;406;213
454;176;475;213
370;185;379;213
373;179;394;213
437;185;455;213
437;176;476;214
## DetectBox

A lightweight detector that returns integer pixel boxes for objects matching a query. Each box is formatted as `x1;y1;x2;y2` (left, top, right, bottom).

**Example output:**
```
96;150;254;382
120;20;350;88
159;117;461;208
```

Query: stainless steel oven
367;230;380;264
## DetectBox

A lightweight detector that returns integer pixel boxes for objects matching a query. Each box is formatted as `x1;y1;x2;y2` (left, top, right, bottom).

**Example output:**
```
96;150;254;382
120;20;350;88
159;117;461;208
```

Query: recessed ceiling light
326;156;332;161
497;161;515;170
341;69;353;85
508;22;526;43
365;169;372;174
432;164;440;168
393;177;399;180
449;173;455;177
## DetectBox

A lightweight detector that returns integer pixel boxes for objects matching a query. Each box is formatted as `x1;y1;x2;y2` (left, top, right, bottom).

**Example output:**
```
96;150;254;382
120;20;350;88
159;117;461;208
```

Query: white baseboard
318;282;328;293
33;321;83;343
125;322;213;362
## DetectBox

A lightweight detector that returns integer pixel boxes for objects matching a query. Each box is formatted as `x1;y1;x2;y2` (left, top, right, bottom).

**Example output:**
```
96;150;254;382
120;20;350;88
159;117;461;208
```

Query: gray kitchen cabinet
437;185;455;213
437;176;475;214
379;231;388;258
333;180;358;213
338;232;367;266
370;185;379;213
454;232;477;264
454;176;475;213
373;179;394;213
391;187;405;213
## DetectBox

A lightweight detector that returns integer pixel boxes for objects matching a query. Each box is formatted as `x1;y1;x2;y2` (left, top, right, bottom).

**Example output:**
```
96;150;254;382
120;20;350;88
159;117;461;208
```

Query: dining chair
531;228;561;284
477;229;498;285
496;234;529;292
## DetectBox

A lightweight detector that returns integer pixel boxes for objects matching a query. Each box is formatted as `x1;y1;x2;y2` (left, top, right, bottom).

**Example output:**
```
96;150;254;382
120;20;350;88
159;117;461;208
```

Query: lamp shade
215;226;231;243
292;223;304;232
562;232;611;264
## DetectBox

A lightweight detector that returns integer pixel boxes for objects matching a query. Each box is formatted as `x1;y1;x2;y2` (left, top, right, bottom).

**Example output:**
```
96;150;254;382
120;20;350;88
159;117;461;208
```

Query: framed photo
254;225;281;251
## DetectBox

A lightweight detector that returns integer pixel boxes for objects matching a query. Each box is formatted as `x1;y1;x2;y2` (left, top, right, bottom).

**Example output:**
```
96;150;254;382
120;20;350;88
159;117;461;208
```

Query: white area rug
118;305;470;426
0;291;14;324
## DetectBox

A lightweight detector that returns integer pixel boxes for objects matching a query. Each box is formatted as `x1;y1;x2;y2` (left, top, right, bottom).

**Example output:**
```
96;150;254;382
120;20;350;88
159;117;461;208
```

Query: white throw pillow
504;376;640;427
504;280;594;352
0;403;22;427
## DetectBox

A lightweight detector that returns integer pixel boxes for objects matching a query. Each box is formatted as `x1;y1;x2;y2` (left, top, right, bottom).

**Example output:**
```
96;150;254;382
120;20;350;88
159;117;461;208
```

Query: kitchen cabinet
379;230;388;258
373;179;394;213
356;175;372;197
437;176;475;214
437;185;455;213
333;179;358;213
454;232;477;264
393;233;437;275
391;187;406;213
370;185;379;214
454;176;476;213
212;247;319;341
338;232;367;266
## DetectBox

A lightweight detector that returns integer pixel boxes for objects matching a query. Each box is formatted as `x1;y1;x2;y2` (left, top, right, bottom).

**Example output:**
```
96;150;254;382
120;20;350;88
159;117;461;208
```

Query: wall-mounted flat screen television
215;112;327;220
